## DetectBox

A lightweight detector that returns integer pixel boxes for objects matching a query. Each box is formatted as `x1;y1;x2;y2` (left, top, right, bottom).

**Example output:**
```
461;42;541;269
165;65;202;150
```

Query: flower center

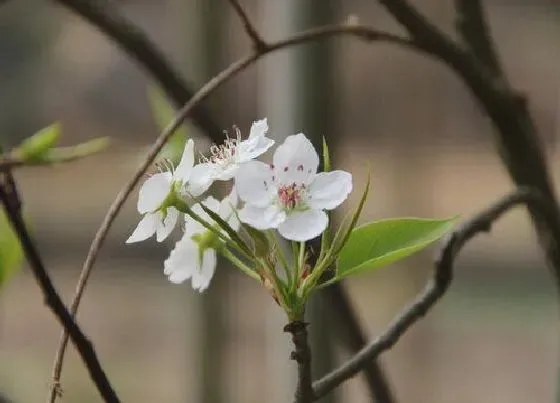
277;183;305;210
203;127;241;166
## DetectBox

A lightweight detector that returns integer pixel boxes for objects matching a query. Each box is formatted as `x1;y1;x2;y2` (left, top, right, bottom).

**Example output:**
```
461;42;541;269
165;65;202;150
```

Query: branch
52;0;224;142
322;285;395;402
285;321;314;403
226;0;268;51
375;0;560;293
48;22;422;400
0;172;119;403
312;187;551;399
455;0;504;76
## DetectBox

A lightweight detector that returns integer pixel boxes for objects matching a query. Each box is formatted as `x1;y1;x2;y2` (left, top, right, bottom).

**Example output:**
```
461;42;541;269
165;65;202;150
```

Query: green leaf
322;137;331;172
47;137;110;162
0;209;23;287
16;123;61;162
335;217;457;280
148;86;188;164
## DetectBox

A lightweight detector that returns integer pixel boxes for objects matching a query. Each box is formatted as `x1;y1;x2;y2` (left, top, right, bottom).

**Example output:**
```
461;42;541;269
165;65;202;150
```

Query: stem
285;321;314;403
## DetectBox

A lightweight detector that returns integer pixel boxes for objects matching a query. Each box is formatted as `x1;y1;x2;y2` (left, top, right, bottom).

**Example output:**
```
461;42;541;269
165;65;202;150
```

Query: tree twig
455;0;504;76
374;0;560;294
285;321;314;403
226;0;268;51
312;187;551;399
48;22;423;401
52;0;224;142
0;173;119;403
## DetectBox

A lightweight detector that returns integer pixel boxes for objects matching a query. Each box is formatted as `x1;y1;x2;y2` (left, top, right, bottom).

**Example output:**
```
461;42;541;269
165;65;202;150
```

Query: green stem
220;247;259;281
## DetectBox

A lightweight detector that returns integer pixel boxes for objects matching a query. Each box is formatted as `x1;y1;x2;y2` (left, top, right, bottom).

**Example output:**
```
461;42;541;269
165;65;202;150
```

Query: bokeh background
0;1;559;402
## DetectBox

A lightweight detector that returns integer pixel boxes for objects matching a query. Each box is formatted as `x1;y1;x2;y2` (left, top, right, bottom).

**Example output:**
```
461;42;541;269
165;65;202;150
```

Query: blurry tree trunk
295;2;339;403
260;3;299;402
178;1;227;402
260;1;338;402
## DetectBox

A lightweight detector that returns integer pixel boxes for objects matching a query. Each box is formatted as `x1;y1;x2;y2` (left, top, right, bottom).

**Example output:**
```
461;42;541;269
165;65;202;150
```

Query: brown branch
312;187;552;399
285;321;314;403
52;0;224;142
375;0;560;294
0;172;119;403
455;0;504;76
226;0;268;51
48;22;423;401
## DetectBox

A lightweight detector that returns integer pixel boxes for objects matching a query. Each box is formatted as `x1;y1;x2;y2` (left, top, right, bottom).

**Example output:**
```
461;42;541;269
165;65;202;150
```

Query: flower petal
235;161;274;207
240;136;275;162
219;187;240;231
187;162;216;197
238;204;286;230
165;237;198;284
191;249;217;292
307;170;353;210
156;207;179;242
126;213;159;243
137;172;172;213
273;133;319;185
173;139;194;181
278;209;328;241
249;118;268;139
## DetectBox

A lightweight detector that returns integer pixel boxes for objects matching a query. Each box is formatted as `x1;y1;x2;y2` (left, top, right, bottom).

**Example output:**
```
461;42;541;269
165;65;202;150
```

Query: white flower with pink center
192;118;274;191
235;133;352;241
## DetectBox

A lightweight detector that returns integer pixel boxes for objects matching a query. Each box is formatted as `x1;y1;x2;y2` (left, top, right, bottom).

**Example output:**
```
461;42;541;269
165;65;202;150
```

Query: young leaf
148;86;188;164
322;136;331;172
335;217;457;280
0;209;23;287
15;123;61;162
47;137;110;162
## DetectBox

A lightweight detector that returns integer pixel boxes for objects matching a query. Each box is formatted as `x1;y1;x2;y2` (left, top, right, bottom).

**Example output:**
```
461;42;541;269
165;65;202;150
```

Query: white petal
126;213;159;243
238;204;286;230
239;136;275;162
156;207;179;242
165;232;199;284
187;163;216;197
273;133;319;185
219;187;240;231
137;172;173;213
278;209;328;241
173;139;194;181
215;164;239;181
192;249;217;292
249;118;268;139
235;161;274;207
307;170;353;210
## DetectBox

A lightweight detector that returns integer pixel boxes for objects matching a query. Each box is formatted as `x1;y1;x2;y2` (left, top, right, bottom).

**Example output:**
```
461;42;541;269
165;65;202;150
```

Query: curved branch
48;22;428;401
312;187;552;399
0;174;119;402
52;0;224;142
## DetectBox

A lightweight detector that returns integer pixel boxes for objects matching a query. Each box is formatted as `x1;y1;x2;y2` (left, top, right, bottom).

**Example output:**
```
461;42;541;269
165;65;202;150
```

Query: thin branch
226;0;268;51
455;0;504;76
312;187;551;399
285;321;314;403
52;0;224;142
322;285;395;403
375;0;560;294
48;22;422;400
0;174;119;403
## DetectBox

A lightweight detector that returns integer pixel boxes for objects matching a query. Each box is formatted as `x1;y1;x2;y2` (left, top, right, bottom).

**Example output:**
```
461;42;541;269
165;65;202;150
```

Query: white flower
235;133;352;242
163;189;239;292
126;139;209;244
192;118;274;190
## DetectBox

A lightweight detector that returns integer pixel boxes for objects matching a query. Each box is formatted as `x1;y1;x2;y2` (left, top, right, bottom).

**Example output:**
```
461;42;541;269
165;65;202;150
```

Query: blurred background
0;0;559;402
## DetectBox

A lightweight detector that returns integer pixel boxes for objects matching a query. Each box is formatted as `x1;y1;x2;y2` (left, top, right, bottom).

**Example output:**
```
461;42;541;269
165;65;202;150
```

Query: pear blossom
235;133;352;242
126;139;209;244
192;118;274;190
163;189;239;291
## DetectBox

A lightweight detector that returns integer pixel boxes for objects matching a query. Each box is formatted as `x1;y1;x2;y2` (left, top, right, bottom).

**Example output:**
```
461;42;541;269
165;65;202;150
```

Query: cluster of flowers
126;119;352;293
